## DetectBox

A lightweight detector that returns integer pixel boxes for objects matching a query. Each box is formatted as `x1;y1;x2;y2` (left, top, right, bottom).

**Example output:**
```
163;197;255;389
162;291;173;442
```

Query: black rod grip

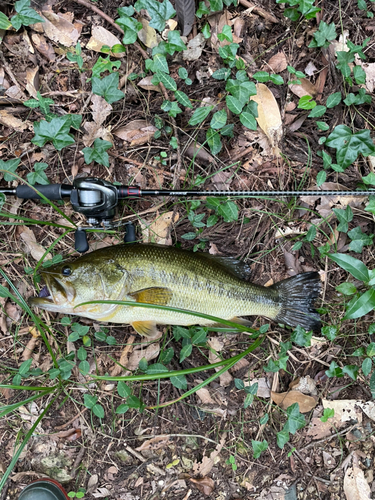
15;184;72;200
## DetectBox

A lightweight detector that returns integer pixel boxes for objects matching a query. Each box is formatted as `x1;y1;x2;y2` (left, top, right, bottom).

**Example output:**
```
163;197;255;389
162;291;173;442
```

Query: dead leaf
138;75;161;92
20;226;52;261
26;66;39;97
140;211;179;245
82;95;113;146
192;437;225;477
305;61;318;76
5;85;24;100
136;435;171;452
183;33;206;61
289;375;317;395
271;390;318;413
0;110;30;131
250;83;282;156
21;336;39;360
31;33;56;61
184;142;215;165
34;7;83;47
289;78;317;98
344;453;371;500
244;378;271;398
190;477;215;496
126;343;160;371
138;19;159;49
87;25;124;57
264;52;287;73
196;387;216;405
207;337;233;387
113;119;157;146
87;474;99;494
93;487;111;498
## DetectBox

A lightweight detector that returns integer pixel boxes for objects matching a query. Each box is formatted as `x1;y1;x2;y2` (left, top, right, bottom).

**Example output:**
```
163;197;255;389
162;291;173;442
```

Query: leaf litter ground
0;0;375;499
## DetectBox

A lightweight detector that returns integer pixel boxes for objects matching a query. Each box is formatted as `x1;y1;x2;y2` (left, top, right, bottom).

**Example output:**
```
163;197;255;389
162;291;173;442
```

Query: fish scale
29;243;321;336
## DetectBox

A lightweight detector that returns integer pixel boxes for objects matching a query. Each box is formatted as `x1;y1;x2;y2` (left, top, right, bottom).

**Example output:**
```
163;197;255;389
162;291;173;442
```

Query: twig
54;407;88;430
0;51;27;100
238;0;278;23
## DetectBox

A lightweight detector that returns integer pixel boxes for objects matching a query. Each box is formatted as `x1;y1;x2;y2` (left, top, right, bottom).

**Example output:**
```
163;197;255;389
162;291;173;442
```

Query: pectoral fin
131;320;158;337
129;287;172;305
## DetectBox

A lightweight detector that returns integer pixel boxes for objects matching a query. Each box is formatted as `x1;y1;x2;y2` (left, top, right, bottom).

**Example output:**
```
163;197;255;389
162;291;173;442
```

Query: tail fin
272;272;321;331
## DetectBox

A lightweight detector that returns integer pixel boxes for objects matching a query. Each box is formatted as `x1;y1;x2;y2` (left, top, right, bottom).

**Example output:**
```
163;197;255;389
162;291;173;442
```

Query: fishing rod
0;177;373;252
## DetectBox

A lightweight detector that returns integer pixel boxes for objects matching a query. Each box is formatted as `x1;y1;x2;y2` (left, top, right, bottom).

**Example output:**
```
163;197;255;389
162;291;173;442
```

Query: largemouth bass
30;243;321;336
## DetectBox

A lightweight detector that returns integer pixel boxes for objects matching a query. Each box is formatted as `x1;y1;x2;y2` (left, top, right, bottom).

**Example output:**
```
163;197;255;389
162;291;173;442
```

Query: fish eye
62;266;72;277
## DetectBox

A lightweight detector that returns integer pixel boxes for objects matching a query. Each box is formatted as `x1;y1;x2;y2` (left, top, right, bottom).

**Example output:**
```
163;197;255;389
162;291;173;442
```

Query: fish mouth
29;273;76;312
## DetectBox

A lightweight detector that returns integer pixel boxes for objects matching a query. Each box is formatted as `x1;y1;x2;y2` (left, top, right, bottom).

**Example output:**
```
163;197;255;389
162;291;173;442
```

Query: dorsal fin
198;253;252;280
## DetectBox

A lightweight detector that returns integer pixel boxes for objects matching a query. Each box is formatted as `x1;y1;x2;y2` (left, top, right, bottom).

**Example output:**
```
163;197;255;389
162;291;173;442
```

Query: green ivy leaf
316;170;326;187
348;226;374;253
134;0;176;32
210;109;227;130
27;162;49;185
252;439;268;459
84;394;98;409
0;12;12;30
91;56;121;79
188;105;214;126
284;403;305;434
212;68;231;80
0;158;21;182
116;8;142;44
362;358;372;377
82;138;112;167
326;92;342;108
170;374;187;390
180;343;192;362
206;128;222;155
277;429;290;449
239;111;257;130
217;200;238;222
32;116;76;150
116;404;129;414
145;363;169;375
367;343;375;357
152;71;177;91
326;125;375;169
291;325;312;346
166;30;187;52
226;95;244;114
336;282;357;295
174;90;193;108
11;0;44;30
92;72;125;104
320;408;334;422
93;403;105;418
332;205;353;233
308;105;326;118
342;364;359;380
117;381;131;398
322;325;338;340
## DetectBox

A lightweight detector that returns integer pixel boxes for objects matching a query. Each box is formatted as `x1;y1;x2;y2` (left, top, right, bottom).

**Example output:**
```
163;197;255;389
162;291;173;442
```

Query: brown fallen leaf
21;336;39;361
20;226;52;262
87;26;124;57
208;337;233;387
190;477;215;496
289;78;317;98
192;437;225;477
82;95;113;147
139;211;179;245
113;119;157;146
33;7;83;47
138;75;161;92
264;52;287;73
26;66;39;98
31;33;56;61
0;110;30;131
271;390;318;413
125;343;160;371
250;83;282;156
344;452;371;500
136;435;171;452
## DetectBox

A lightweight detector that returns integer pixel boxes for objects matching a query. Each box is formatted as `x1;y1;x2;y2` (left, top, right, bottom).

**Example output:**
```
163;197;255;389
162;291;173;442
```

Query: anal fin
132;320;158;337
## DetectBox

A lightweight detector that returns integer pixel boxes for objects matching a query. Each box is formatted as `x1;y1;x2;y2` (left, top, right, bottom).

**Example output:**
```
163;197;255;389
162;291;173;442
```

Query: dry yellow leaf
250;83;282;156
87;26;124;57
271;390;317;413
